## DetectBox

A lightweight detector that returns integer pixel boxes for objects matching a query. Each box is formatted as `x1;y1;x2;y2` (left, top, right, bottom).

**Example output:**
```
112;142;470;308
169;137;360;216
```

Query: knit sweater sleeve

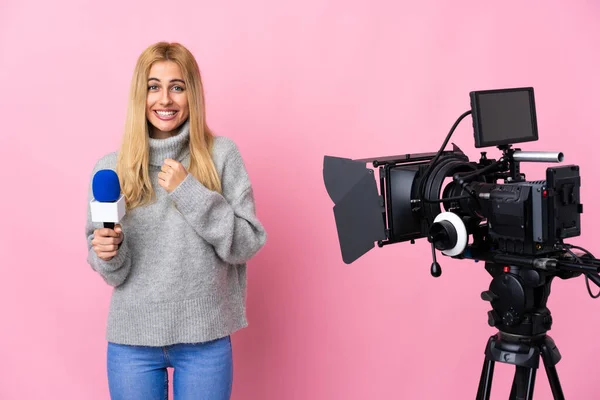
84;156;132;287
169;138;267;264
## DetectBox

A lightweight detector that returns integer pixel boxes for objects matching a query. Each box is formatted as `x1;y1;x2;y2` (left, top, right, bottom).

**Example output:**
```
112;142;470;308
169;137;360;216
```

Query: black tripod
475;262;568;400
476;331;563;399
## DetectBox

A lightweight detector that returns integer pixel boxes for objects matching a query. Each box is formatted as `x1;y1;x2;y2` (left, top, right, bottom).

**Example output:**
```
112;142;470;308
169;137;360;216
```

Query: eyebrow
148;77;186;84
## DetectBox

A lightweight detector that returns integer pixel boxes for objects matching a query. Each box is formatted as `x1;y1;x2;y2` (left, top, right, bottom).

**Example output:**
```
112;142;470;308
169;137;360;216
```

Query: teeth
156;111;176;116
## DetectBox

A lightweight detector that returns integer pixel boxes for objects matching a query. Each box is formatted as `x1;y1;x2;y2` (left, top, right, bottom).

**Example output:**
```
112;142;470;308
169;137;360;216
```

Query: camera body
463;167;582;256
323;87;583;265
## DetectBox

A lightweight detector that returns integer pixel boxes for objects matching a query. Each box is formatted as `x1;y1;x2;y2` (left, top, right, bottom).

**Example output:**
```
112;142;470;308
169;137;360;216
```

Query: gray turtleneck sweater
85;122;266;346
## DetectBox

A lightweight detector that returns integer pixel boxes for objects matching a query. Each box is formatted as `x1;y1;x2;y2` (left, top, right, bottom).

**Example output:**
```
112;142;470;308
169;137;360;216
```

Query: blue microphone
90;169;126;229
92;169;121;202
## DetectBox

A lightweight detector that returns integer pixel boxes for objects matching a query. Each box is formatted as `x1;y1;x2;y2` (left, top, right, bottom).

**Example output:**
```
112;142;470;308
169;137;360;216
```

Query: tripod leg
509;366;536;400
523;367;536;400
476;359;495;400
540;342;565;400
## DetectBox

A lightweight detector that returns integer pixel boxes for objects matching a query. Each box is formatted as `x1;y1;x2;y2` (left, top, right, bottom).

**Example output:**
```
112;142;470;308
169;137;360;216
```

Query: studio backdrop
1;0;600;399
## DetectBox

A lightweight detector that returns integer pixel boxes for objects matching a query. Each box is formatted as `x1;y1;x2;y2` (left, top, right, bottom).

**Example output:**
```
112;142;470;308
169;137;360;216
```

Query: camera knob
481;290;498;302
503;308;520;326
487;310;501;327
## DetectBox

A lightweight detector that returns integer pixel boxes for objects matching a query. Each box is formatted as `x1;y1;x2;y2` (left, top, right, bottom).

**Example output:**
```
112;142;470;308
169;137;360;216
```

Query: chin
151;119;182;133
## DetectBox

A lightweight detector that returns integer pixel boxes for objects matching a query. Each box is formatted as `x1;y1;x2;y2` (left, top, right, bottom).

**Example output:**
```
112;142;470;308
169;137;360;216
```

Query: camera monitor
471;87;538;148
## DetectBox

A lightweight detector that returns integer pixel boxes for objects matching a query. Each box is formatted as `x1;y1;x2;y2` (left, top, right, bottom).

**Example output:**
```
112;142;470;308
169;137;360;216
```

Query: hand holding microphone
158;158;187;193
92;225;123;261
90;169;127;261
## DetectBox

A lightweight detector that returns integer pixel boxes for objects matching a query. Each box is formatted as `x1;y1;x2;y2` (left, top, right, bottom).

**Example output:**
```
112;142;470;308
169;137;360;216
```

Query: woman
85;42;267;400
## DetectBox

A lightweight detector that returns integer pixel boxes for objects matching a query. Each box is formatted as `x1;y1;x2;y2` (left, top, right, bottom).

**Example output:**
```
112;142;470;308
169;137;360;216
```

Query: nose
159;89;173;105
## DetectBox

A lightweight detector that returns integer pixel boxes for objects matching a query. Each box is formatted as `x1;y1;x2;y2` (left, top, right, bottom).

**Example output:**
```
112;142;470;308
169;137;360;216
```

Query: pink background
2;0;600;398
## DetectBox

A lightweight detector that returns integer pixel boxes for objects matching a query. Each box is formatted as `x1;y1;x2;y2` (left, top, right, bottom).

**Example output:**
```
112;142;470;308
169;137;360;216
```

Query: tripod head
471;247;600;399
482;262;557;337
467;243;600;310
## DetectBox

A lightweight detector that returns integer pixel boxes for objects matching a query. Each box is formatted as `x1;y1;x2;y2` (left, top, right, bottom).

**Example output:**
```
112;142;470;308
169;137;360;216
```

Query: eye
148;85;159;91
171;85;185;92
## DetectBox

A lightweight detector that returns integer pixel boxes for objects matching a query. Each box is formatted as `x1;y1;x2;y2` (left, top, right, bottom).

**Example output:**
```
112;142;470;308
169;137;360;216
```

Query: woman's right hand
92;224;124;261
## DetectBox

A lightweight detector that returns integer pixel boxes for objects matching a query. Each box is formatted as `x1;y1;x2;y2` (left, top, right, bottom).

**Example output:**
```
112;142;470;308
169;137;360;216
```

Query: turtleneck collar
148;119;190;167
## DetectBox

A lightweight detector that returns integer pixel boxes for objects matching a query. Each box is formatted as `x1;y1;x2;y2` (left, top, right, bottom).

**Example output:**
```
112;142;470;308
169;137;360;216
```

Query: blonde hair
116;42;222;209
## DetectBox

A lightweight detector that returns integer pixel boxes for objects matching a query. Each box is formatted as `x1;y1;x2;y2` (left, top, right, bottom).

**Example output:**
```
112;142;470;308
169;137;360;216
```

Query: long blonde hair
116;42;222;209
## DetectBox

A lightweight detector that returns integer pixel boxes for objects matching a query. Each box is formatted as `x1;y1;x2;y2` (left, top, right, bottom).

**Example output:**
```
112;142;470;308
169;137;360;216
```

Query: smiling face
146;61;189;139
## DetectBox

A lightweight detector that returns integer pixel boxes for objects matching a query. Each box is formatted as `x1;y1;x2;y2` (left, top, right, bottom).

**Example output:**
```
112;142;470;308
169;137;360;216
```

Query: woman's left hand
158;158;188;193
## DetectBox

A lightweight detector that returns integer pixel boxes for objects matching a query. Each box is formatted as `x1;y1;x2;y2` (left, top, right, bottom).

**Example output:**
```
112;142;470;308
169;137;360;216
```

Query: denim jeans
107;336;233;400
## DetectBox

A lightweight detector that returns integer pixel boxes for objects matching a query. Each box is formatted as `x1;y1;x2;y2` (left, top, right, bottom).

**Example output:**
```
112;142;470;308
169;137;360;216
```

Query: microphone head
92;169;121;202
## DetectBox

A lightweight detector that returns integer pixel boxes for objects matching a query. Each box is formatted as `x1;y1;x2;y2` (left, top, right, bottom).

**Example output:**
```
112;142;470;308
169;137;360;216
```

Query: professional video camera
323;87;600;399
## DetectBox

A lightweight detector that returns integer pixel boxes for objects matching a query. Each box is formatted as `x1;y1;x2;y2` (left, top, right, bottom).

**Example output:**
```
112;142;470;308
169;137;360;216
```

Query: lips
154;110;178;121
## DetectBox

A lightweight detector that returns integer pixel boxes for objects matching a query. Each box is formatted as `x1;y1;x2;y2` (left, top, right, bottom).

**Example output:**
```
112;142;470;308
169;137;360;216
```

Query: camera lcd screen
470;87;538;148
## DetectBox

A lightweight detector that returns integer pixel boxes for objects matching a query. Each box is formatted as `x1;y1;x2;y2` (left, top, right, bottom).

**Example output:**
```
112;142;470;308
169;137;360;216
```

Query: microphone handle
104;222;115;229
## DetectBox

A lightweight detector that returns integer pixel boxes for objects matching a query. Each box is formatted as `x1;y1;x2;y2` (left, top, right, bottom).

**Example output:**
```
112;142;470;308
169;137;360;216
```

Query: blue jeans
107;336;233;400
